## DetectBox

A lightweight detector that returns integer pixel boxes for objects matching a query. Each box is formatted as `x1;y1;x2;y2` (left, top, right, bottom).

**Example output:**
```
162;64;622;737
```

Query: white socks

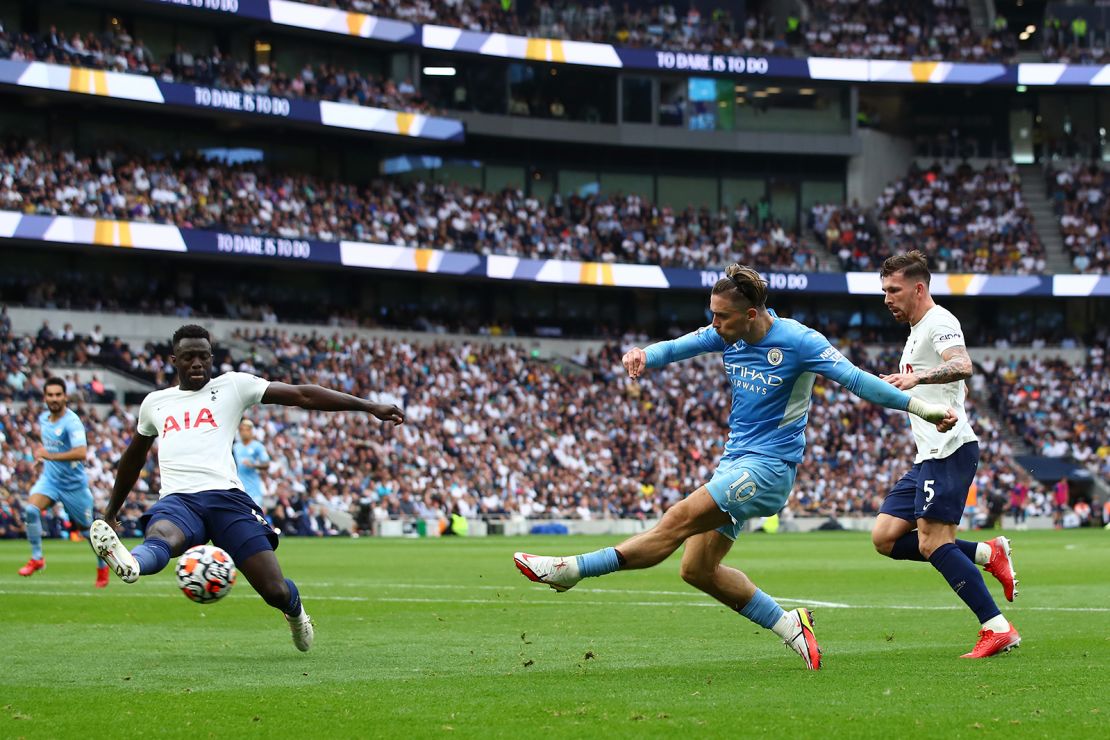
982;614;1009;633
975;542;991;566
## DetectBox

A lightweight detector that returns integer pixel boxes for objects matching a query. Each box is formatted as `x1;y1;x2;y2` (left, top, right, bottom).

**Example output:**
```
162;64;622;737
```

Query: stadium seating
802;0;1015;62
1045;162;1109;273
5;320;1096;539
981;347;1110;484
813;162;1047;274
0;141;815;271
0;24;434;114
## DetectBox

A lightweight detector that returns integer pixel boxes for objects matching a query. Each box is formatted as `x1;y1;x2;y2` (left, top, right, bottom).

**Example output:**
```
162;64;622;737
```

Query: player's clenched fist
622;347;647;378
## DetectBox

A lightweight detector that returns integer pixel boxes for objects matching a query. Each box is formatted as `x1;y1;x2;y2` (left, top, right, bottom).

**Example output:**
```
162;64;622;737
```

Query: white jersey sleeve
227;372;270;408
137;394;158;437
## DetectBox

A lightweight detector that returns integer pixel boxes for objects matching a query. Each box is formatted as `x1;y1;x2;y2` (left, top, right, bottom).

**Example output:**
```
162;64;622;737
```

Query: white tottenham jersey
900;305;979;463
138;372;270;495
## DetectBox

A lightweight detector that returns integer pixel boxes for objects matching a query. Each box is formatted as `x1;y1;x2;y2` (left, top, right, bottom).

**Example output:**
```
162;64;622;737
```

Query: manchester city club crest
767;347;784;366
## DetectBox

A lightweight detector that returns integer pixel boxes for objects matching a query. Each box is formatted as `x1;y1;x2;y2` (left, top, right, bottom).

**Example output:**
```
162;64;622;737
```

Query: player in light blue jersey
233;420;270;508
18;376;109;587
514;264;958;670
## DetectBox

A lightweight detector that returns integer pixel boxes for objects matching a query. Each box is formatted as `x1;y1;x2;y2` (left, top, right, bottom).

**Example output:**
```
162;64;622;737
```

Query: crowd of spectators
0;22;434;114
802;0;1015;62
1045;162;1110;274
982;342;1110;485
2;318;1090;542
812;161;1046;275
0;141;814;271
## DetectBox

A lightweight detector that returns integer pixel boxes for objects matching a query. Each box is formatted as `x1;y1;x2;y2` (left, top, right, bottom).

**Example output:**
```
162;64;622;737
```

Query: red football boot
961;624;1021;658
983;536;1018;602
95;566;110;589
18;558;45;577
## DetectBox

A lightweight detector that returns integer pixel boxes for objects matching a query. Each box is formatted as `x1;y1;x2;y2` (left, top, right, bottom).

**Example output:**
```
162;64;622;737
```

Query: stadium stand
0;23;436;114
0;141;815;271
812;162;1047;274
1044;161;1109;274
801;0;1015;62
4;318;1099;540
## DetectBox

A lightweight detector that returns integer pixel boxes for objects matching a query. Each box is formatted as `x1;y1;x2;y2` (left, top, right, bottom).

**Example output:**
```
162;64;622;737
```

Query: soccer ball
175;545;237;604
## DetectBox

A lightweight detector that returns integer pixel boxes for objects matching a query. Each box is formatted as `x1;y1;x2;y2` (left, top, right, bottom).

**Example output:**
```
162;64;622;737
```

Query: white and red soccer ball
175;545;237;604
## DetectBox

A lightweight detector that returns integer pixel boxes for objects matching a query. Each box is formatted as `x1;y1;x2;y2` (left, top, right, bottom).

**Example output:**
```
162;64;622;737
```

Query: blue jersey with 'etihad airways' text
644;313;915;464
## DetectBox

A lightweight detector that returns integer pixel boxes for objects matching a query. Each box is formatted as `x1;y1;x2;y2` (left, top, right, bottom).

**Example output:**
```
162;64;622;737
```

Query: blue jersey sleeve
644;326;726;368
65;413;87;448
799;328;912;412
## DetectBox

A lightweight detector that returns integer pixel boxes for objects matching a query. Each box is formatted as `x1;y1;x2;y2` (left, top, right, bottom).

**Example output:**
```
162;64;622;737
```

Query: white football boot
89;520;140;584
513;552;582;592
287;610;315;652
782;608;822;670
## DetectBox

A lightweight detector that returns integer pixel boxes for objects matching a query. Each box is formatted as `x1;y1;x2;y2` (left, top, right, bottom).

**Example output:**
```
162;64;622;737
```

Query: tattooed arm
880;346;973;391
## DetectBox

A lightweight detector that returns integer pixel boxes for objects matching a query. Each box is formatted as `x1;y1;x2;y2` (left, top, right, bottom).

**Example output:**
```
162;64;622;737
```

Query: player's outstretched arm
625;327;724;378
880;346;973;390
261;382;404;425
104;433;155;526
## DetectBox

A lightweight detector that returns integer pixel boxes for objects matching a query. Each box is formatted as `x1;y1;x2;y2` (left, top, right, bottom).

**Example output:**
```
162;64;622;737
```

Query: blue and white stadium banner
142;0;1110;87
4;212;1108;296
0;60;464;142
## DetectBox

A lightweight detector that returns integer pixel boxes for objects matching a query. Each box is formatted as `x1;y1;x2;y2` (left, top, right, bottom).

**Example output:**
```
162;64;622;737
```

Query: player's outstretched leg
89;521;140;583
514;489;729;593
237;548;314;652
19;503;46;577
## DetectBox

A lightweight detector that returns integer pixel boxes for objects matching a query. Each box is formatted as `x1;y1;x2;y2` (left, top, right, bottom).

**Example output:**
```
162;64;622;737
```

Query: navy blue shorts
141;489;278;565
880;442;980;525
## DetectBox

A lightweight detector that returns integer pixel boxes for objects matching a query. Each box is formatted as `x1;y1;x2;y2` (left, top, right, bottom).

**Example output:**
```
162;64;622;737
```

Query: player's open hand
880;372;918;391
622;347;647;378
369;402;405;426
935;407;958;433
31;444;47;464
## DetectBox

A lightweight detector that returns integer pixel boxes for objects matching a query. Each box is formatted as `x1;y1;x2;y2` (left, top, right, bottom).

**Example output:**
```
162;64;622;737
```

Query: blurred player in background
18;376;109;587
233;420;270;509
90;325;404;652
872;251;1020;659
515;264;959;670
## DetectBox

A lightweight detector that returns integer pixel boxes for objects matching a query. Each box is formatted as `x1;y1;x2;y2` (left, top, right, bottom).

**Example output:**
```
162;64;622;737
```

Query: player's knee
917;539;939;559
871;532;894;557
679;562;712;589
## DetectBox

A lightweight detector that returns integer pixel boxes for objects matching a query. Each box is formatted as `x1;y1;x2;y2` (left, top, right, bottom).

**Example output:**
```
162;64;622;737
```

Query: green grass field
1;530;1107;739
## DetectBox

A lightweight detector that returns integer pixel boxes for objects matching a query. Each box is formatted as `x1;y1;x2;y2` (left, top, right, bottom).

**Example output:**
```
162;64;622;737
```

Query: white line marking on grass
2;588;1108;612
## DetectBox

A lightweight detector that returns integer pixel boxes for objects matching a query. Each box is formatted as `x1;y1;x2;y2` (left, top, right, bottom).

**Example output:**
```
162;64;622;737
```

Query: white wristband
907;397;947;423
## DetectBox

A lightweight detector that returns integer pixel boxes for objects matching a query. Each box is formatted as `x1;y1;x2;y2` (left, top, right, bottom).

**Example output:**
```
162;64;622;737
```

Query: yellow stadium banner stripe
910;62;939;83
395;112;415;136
92;220;133;247
346;12;368;36
525;38;547;61
414;249;433;272
92;70;108;96
549;40;566;64
946;274;976;295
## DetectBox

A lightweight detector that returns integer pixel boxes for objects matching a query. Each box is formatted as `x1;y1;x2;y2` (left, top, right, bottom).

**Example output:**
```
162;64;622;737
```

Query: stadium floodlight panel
423;66;457;76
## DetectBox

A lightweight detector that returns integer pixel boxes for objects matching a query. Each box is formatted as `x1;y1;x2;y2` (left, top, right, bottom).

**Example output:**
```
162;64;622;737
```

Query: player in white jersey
872;251;1021;659
89;325;404;651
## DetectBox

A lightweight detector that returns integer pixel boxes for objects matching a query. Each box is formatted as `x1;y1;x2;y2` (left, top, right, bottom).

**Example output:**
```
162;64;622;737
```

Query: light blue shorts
30;478;94;528
704;453;797;540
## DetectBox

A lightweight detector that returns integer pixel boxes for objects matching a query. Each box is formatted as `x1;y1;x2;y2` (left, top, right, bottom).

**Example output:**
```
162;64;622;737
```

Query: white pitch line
1;588;1107;612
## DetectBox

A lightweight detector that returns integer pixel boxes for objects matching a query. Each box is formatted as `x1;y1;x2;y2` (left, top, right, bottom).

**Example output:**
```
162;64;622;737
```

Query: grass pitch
1;530;1107;739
